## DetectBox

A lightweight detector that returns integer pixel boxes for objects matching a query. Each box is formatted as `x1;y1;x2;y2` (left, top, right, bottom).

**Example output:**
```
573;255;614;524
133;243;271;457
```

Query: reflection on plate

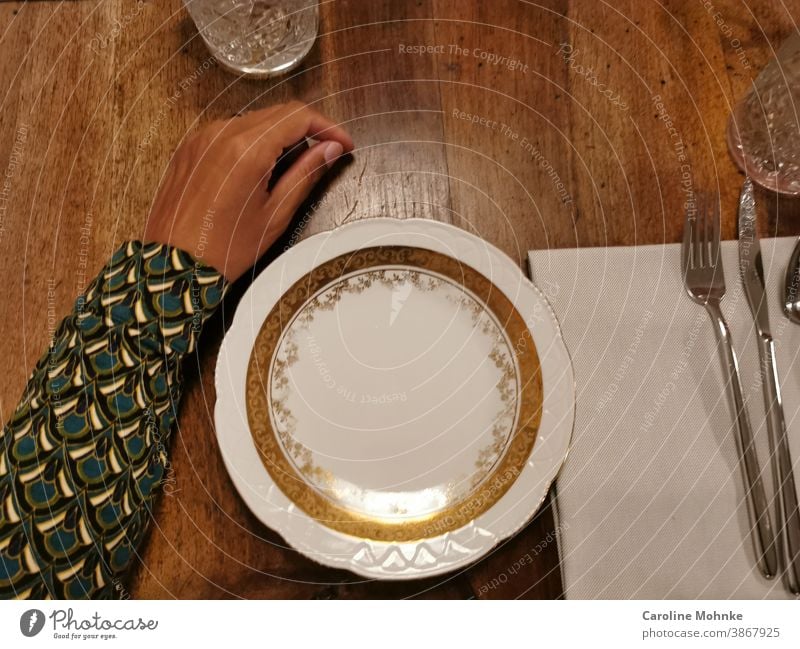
215;218;574;579
246;246;542;542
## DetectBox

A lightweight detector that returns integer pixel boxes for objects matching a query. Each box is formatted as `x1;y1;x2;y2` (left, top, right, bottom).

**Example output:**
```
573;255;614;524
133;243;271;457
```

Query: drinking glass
728;34;800;196
184;0;319;78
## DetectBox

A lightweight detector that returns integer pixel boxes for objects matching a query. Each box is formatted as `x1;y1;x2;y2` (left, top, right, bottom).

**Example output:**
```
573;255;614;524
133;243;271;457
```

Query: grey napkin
528;237;800;599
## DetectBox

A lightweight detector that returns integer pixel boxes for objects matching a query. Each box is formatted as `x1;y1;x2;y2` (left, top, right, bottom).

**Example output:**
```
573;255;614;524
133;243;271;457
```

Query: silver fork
682;194;778;579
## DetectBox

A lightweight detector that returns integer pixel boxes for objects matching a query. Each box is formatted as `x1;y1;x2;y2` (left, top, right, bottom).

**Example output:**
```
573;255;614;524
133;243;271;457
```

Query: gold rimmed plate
216;219;573;579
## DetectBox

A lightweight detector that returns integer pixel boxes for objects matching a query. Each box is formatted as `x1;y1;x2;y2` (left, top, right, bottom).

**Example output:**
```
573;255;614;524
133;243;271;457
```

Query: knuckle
228;137;252;160
299;155;325;180
200;119;225;136
285;100;308;113
187;121;224;148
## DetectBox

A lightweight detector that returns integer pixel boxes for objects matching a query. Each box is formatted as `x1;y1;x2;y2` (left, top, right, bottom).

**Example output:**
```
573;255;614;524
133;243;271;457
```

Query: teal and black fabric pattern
0;241;227;599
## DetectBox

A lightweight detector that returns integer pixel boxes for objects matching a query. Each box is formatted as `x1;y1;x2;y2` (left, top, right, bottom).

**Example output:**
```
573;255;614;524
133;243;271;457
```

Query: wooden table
1;0;798;599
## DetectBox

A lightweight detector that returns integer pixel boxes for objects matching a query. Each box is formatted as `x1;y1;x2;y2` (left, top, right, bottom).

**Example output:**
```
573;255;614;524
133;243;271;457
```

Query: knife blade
738;177;800;594
738;180;770;336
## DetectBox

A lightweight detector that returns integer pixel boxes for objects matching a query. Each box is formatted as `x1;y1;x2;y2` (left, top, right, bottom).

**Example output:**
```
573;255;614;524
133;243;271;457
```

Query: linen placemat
528;237;800;599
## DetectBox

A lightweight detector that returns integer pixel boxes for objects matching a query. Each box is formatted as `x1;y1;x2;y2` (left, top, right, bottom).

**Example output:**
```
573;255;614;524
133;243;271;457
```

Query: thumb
267;140;344;223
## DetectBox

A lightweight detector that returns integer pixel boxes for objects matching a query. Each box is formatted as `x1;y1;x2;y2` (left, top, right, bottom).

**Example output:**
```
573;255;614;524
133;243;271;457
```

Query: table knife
738;177;800;593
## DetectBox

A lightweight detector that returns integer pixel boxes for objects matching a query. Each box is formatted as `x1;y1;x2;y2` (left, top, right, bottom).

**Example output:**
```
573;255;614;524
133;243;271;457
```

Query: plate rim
214;217;576;579
246;244;543;542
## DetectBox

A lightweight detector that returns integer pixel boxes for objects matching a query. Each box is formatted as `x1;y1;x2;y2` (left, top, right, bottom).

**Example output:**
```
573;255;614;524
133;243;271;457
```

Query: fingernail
324;141;344;169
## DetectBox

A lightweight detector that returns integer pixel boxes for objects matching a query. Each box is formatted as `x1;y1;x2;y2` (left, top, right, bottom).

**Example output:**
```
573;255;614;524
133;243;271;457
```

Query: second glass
727;33;800;196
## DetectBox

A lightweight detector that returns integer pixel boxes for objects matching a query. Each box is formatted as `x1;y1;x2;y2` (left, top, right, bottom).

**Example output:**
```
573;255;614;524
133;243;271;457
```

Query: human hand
144;101;353;281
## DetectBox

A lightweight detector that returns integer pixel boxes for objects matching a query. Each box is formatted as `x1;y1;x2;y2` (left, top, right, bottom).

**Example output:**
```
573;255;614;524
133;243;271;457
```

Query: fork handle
757;334;800;593
706;302;778;579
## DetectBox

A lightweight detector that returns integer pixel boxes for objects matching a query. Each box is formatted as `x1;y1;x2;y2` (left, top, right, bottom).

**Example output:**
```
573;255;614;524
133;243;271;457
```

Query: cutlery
739;178;800;593
683;194;778;579
784;238;800;323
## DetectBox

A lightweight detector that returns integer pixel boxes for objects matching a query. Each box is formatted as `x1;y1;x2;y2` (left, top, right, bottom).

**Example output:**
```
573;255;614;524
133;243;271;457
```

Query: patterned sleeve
0;241;228;599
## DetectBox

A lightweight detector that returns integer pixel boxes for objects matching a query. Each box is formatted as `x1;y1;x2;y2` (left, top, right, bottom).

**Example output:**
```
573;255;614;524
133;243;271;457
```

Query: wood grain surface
0;0;798;599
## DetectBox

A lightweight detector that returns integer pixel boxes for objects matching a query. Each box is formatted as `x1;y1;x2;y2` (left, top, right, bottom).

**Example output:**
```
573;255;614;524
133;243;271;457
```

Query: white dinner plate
215;218;574;579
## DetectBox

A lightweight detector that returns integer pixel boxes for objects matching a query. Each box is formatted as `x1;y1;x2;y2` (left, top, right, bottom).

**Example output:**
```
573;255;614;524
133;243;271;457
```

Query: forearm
0;241;227;599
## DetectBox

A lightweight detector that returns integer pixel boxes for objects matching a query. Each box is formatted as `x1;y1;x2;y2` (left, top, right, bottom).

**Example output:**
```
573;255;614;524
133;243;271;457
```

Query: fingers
200;102;352;191
191;103;352;169
265;139;345;225
243;101;354;153
228;103;352;193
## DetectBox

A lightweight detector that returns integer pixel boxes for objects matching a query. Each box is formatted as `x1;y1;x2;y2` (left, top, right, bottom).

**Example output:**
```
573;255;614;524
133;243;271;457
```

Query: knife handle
706;302;778;579
758;334;800;593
